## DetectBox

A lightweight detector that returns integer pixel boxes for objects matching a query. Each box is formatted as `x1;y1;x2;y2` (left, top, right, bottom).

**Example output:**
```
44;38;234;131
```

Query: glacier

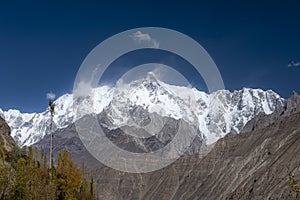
0;74;285;146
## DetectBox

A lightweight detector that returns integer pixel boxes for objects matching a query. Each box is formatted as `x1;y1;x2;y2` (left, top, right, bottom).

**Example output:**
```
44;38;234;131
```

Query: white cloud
151;64;192;87
115;78;123;87
131;31;159;48
115;63;191;88
46;92;56;100
73;81;92;98
288;60;300;67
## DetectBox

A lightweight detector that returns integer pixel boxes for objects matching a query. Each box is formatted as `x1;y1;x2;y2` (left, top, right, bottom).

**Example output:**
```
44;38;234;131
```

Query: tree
40;149;47;171
90;171;96;200
9;157;30;200
49;100;55;169
289;172;300;199
0;143;96;199
56;149;82;199
0;142;6;164
0;164;14;199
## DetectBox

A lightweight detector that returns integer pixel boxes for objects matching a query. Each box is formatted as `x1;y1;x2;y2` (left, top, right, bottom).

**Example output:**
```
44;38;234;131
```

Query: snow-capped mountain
1;94;74;146
1;73;285;146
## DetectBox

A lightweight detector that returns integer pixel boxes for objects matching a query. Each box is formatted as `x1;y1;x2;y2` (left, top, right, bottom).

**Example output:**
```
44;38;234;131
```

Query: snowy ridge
2;74;285;146
100;75;284;144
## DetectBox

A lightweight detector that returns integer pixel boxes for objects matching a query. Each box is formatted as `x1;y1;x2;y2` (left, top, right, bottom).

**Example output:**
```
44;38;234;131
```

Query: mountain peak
292;90;298;96
286;90;300;113
1;77;285;146
145;72;159;83
146;71;156;77
127;72;161;89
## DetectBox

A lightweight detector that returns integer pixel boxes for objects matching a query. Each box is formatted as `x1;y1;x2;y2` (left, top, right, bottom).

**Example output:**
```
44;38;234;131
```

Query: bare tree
49;99;55;169
46;92;56;169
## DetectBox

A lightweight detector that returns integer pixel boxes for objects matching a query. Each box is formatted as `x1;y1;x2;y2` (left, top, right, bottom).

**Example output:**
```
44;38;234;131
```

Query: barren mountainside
0;116;15;151
33;93;300;199
92;102;300;200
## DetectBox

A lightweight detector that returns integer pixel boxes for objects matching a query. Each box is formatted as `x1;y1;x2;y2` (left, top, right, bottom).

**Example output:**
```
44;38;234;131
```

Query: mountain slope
0;116;15;151
1;74;284;146
242;91;300;133
33;92;300;199
93;96;300;199
34;110;206;170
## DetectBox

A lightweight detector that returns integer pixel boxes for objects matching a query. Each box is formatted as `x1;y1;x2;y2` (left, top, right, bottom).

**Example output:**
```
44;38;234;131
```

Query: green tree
9;157;30;200
0;164;15;199
56;149;82;199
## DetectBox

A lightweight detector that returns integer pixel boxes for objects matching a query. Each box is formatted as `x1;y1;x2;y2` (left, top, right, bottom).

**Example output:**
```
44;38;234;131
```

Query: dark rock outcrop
241;91;300;133
0;116;15;151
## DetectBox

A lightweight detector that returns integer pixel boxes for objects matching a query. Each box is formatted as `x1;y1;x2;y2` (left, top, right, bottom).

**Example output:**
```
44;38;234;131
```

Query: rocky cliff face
92;108;300;200
0;116;15;151
242;91;300;133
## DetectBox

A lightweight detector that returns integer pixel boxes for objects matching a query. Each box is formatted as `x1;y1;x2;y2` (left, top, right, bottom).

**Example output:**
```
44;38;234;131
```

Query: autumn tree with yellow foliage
289;172;300;200
0;145;97;200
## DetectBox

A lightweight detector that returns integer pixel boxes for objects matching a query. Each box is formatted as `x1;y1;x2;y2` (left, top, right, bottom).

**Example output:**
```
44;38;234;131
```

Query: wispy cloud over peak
46;92;56;100
131;31;159;48
73;81;92;98
288;60;300;67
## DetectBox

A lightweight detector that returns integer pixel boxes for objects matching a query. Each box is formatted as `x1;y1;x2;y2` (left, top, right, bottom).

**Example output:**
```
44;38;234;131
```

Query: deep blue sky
0;0;299;113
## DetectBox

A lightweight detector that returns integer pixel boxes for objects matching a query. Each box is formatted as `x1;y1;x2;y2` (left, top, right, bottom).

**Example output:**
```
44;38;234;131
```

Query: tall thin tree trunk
50;112;53;169
49;101;55;170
